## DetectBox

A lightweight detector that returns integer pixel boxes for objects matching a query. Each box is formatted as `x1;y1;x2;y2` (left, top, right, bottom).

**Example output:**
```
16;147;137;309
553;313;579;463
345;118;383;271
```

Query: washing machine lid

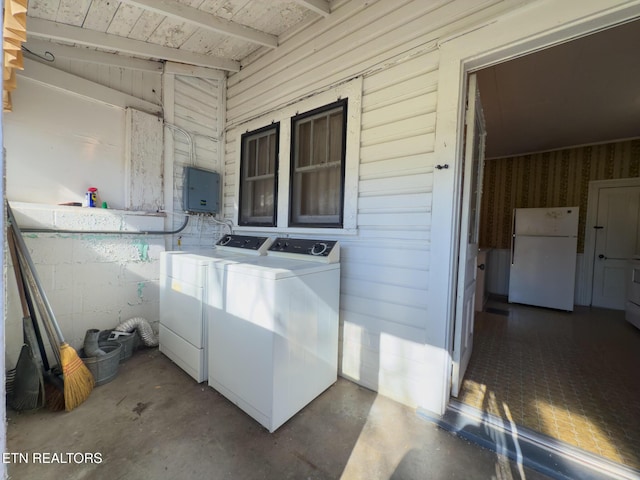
164;248;248;263
225;255;339;279
163;249;218;264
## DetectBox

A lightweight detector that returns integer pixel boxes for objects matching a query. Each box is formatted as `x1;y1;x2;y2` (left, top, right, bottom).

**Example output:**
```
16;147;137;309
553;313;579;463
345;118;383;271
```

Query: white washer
159;235;273;382
207;238;340;432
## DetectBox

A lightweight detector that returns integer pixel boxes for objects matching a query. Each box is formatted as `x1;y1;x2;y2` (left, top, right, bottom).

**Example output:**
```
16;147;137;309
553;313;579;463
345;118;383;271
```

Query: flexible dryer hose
114;317;158;347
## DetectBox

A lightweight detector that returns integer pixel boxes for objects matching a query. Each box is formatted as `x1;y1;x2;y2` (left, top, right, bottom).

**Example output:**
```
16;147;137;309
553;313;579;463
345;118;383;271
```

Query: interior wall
480;138;640;300
5;80;127;208
480;138;640;252
3;60;166;368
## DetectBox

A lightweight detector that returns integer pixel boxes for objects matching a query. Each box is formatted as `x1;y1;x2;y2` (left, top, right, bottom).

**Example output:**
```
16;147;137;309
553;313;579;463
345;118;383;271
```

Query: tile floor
458;298;640;470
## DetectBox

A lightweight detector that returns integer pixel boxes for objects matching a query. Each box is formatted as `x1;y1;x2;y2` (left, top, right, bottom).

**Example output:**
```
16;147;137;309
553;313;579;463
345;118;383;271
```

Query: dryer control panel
215;235;273;255
268;238;340;263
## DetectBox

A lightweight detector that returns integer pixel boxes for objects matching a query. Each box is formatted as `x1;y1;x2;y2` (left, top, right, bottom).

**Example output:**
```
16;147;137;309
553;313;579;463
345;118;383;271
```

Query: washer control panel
268;238;340;263
215;235;273;255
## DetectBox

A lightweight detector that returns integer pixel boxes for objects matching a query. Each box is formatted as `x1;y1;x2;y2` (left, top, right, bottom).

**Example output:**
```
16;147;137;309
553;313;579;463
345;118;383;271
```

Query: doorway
450;19;640;472
585;178;640;309
431;0;640;444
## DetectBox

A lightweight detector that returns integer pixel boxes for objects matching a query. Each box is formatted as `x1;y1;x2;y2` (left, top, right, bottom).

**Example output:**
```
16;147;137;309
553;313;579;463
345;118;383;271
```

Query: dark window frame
289;98;348;228
238;123;280;227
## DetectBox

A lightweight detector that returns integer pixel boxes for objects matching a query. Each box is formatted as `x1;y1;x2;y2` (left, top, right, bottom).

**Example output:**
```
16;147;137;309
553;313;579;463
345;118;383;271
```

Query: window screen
239;124;279;226
290;99;347;227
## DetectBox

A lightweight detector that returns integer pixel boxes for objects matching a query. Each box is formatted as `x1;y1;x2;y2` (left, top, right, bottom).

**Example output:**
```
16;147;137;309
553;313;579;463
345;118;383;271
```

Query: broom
8;203;94;411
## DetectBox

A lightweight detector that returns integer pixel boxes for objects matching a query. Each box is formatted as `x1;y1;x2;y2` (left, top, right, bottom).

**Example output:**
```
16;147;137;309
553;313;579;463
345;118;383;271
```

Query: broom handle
7;203;67;344
8;230;30;321
20;256;62;367
10;226;58;369
8;227;51;371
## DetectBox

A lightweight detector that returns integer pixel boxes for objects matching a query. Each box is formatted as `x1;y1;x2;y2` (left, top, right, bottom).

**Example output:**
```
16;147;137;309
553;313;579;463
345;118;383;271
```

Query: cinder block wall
6;203;164;367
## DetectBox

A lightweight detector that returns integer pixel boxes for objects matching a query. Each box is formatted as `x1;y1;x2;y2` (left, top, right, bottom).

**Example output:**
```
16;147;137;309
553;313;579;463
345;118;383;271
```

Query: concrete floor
6;349;550;480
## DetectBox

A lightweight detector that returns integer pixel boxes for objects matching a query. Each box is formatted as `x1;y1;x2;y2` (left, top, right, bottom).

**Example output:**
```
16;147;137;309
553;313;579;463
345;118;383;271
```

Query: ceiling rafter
294;0;331;17
118;0;278;48
27;17;241;72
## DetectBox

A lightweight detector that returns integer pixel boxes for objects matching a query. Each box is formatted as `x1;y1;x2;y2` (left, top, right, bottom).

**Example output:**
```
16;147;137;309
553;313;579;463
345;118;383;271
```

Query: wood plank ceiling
24;0;330;71
21;2;640;157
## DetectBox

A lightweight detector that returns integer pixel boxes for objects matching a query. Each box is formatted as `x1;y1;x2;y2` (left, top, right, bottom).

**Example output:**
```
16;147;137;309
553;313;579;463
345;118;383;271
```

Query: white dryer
207;238;340;432
159;235;272;382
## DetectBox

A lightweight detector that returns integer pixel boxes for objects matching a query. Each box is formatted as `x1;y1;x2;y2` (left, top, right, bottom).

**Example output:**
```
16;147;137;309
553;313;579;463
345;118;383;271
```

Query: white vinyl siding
164;72;225;250
338;53;438;403
224;0;534;410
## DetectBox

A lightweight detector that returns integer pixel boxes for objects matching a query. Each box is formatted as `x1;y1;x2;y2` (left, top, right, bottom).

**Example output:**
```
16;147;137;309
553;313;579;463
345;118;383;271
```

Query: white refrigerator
508;206;579;311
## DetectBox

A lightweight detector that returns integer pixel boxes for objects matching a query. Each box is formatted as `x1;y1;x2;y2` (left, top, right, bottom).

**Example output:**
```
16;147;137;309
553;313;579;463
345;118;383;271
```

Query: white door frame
584;177;640;306
425;0;640;416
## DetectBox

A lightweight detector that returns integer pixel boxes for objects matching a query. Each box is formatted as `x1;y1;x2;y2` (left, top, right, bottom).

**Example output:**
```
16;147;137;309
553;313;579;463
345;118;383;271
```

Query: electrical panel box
183;166;220;214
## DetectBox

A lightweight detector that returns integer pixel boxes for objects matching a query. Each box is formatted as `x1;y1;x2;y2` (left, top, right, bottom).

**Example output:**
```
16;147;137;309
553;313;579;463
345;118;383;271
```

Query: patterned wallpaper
479;139;640;252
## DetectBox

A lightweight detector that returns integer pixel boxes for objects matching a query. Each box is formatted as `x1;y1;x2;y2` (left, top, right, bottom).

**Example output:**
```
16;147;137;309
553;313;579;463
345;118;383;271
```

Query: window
238;124;279;226
234;76;362;233
290;99;347;227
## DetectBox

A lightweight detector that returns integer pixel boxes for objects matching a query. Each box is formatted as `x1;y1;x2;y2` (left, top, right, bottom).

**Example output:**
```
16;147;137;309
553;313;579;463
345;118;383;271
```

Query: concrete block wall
5;203;165;368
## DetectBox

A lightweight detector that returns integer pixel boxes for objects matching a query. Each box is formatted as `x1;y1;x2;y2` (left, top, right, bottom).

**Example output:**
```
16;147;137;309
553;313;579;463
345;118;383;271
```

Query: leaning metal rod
8;203;68;347
17;239;62;369
9;219;62;368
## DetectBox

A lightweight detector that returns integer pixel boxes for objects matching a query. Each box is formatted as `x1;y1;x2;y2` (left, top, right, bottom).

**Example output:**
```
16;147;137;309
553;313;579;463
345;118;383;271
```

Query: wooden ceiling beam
294;0;331;17
27;17;240;72
119;0;278;48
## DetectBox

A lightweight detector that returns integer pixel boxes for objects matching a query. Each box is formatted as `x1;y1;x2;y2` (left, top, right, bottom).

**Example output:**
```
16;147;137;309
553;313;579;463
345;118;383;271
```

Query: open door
451;74;486;397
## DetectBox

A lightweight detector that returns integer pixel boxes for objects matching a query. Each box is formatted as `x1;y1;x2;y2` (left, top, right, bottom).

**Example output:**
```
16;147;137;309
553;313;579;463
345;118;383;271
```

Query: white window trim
233;76;362;235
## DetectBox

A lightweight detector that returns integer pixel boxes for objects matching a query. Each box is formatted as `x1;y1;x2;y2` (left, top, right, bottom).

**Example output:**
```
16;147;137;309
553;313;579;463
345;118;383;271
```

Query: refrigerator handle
511;235;516;265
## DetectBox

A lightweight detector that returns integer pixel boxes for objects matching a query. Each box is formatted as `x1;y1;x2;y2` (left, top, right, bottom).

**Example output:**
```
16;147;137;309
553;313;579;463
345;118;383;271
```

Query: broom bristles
59;343;95;411
44;381;65;411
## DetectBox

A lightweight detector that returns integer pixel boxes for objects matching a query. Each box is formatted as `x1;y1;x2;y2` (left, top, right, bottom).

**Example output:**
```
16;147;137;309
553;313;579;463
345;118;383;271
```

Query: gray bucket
79;342;122;386
98;330;139;362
